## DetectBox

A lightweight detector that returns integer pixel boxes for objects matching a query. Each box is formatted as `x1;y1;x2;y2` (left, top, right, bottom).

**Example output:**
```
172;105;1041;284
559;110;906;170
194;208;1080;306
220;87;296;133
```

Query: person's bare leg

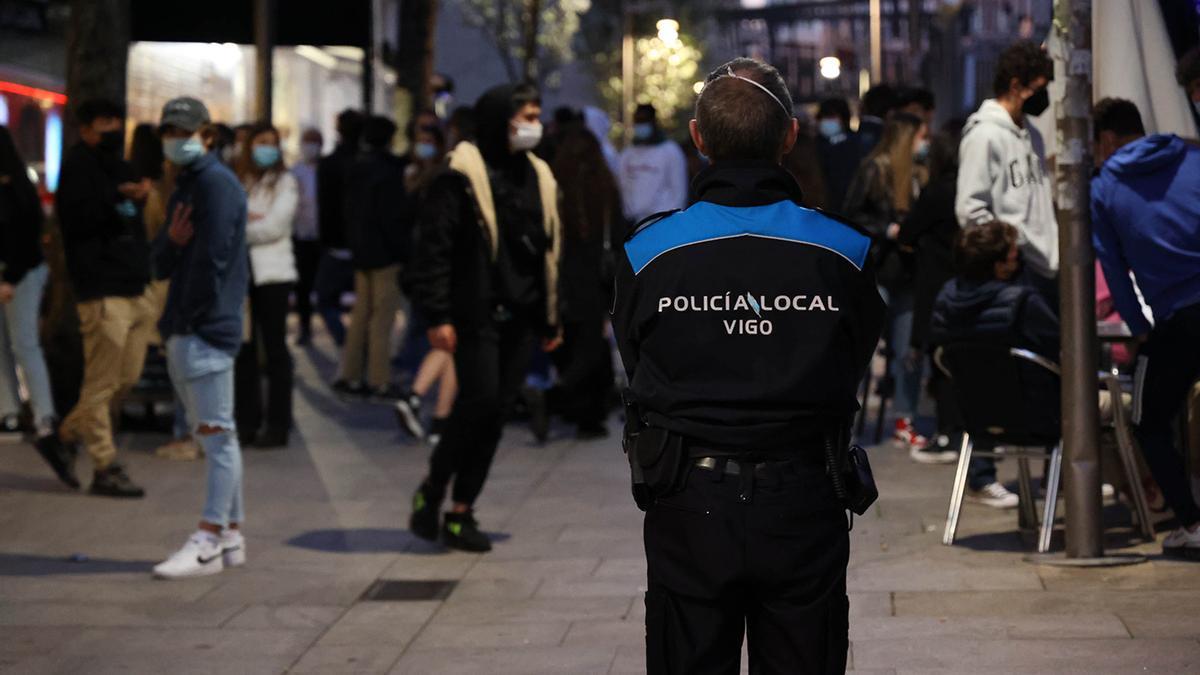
434;359;458;419
412;350;450;397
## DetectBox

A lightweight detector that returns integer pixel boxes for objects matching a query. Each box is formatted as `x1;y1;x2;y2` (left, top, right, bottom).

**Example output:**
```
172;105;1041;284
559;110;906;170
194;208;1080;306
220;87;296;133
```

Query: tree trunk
522;0;541;83
66;0;129;136
397;0;439;114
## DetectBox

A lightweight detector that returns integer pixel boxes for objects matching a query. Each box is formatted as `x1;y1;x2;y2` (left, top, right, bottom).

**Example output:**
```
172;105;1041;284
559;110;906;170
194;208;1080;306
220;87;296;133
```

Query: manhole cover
360;579;457;602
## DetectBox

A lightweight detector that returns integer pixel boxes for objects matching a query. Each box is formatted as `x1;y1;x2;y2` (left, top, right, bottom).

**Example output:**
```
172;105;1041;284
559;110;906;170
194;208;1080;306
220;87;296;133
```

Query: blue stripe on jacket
624;200;871;275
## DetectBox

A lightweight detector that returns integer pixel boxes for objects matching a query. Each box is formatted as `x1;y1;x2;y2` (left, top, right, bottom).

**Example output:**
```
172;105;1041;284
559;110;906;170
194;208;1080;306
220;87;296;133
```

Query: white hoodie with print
955;99;1059;277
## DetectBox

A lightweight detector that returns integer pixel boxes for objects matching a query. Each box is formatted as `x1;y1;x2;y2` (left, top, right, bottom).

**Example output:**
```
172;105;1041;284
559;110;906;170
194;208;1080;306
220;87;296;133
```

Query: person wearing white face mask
233;123;299;449
618;103;688;224
291;128;323;345
151;96;251;579
405;83;563;552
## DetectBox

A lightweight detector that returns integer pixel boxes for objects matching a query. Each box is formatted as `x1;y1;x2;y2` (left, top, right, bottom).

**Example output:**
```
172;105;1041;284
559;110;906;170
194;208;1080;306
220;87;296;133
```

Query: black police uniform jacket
612;161;885;450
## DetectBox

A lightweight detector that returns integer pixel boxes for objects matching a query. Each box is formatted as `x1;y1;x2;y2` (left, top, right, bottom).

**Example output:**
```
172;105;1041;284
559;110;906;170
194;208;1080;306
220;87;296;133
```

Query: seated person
930;220;1135;510
928;220;1052;509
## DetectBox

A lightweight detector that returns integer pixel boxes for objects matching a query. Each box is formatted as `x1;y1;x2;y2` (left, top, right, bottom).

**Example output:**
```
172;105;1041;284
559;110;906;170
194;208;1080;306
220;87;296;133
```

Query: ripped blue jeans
166;334;243;527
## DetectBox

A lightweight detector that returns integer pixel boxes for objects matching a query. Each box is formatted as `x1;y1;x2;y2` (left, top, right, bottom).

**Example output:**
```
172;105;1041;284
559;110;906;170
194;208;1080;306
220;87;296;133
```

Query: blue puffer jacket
929;278;1060;360
1092;134;1200;335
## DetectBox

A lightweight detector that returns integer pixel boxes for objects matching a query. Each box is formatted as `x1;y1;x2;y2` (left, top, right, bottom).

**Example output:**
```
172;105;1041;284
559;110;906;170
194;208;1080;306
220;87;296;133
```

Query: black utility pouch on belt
824;432;879;517
622;390;688;511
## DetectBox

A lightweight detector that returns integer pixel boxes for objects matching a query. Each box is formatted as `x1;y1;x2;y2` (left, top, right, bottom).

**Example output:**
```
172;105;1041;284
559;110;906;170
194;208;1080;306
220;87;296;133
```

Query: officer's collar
690;160;804;208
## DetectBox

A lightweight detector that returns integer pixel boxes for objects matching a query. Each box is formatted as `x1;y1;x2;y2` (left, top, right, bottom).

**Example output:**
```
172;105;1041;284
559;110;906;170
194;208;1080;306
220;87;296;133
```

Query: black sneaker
394;392;426;440
442;511;492;552
35;433;79;489
90;463;145;498
331;380;367;400
409;483;441;541
522;387;549;444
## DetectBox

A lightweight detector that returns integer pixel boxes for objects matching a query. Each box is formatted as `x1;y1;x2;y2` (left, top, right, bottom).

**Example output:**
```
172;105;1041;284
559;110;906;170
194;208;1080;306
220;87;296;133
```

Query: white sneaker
153;531;225;579
967;482;1020;509
1163;526;1200;559
220;529;246;568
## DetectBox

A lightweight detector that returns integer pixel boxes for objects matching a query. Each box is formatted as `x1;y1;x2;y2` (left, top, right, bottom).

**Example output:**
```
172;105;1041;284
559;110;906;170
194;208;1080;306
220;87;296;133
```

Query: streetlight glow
819;56;841;80
656;18;679;44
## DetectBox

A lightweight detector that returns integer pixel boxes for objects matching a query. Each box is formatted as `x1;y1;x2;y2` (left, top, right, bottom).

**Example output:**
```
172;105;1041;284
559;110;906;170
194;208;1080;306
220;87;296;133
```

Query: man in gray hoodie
956;42;1058;303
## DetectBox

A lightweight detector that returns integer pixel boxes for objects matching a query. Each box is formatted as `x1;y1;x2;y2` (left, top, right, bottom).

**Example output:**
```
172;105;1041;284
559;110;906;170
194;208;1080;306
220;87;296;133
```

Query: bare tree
457;0;589;84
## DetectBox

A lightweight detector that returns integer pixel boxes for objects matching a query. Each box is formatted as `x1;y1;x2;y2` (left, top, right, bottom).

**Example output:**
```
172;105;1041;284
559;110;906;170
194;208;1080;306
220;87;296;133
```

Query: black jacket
898;175;959;350
843;157;915;290
406;159;552;334
407;84;560;336
817;133;862;217
55;142;149;300
929;278;1059;359
345;150;412;270
613;161;885;450
317;143;357;250
0;171;44;285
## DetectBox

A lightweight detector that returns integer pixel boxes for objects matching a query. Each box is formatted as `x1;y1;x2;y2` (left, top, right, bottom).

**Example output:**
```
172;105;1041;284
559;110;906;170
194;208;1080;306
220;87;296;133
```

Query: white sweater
245;171;299;285
955;99;1059;277
618;140;689;224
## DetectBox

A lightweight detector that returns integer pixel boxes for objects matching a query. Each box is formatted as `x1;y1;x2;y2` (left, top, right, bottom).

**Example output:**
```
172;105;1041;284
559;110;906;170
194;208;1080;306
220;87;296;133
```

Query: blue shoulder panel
623;200;871;275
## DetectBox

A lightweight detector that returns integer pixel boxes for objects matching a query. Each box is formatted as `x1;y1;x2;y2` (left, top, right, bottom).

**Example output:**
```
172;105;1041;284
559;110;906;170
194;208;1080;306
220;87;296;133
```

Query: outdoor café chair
934;343;1063;553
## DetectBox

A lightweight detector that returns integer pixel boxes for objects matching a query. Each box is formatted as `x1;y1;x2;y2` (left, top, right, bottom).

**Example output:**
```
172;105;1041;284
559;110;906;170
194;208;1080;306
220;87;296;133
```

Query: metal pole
1053;0;1102;559
622;6;634;144
869;0;882;83
254;0;275;123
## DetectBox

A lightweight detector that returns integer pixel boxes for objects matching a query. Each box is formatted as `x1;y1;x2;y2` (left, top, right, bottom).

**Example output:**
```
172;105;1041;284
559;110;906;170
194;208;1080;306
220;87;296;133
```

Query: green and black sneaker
409;484;440;542
442;511;492;552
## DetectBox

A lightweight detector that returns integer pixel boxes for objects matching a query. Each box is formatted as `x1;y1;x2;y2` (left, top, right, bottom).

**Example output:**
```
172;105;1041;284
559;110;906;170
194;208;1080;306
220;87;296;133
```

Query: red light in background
0;80;67;106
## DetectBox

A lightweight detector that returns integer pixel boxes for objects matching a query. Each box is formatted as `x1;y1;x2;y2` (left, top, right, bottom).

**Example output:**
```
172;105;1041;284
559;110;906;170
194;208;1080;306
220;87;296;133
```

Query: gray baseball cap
158;96;211;133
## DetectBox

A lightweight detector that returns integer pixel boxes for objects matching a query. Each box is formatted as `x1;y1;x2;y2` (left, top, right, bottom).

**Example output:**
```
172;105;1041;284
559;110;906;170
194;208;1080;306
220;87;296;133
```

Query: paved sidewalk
1;338;1198;674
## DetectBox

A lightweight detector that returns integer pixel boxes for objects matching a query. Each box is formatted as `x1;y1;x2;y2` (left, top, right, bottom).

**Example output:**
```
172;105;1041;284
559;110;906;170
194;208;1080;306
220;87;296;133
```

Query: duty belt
692;456;822;479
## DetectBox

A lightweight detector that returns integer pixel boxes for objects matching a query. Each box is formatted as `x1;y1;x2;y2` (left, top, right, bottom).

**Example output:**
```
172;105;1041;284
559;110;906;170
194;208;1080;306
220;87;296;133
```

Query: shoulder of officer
625;208;683;243
808;206;873;240
623;199;872;275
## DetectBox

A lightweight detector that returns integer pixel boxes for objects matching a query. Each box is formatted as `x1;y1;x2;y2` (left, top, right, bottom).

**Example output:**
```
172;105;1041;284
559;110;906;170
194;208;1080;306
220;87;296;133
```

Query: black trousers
235;282;294;435
1134;301;1200;526
549;318;613;428
644;459;849;675
293;239;322;335
427;317;536;505
314;252;354;346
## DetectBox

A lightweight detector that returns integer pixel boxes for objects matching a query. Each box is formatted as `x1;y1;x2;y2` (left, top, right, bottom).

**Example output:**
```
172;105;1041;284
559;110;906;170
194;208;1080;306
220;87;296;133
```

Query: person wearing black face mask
956;41;1059;307
42;98;155;498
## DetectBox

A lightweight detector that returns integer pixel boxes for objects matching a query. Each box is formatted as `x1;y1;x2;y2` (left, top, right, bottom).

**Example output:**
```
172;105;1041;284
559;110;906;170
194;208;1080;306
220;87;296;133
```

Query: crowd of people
0;73;698;575
803;40;1200;558
1;39;1198;575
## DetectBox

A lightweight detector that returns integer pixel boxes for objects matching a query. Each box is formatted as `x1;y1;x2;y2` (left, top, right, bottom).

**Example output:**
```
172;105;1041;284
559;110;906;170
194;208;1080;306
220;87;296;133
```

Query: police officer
612;58;885;674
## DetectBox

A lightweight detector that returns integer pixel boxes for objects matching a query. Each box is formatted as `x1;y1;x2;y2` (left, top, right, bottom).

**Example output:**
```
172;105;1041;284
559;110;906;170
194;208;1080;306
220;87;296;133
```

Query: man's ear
689;119;707;157
778;118;800;160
